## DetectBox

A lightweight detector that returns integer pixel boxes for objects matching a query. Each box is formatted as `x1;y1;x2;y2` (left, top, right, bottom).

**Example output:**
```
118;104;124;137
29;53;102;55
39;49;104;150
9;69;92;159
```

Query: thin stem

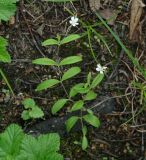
55;45;70;99
87;28;97;63
0;68;15;96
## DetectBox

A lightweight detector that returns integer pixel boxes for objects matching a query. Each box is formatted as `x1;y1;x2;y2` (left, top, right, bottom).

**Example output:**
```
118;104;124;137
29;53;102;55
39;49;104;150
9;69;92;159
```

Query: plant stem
0;68;15;96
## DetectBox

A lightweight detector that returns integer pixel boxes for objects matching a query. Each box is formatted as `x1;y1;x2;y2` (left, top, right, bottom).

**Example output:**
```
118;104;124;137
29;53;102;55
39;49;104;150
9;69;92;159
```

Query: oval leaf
61;67;81;81
66;116;79;132
82;136;88;150
60;34;81;45
36;79;60;91
84;91;97;101
90;74;104;88
32;58;57;66
69;83;85;98
52;99;68;114
42;39;58;46
59;56;82;66
71;100;84;112
83;114;100;128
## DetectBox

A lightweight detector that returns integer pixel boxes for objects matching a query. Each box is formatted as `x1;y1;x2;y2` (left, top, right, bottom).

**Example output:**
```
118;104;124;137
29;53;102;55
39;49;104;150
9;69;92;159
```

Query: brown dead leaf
99;9;119;25
89;0;101;12
129;0;145;40
9;16;15;25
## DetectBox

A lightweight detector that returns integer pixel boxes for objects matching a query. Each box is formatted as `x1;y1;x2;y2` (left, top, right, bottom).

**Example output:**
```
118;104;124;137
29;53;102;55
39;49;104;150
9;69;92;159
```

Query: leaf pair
66;113;100;132
36;66;81;91
42;34;81;46
32;55;82;66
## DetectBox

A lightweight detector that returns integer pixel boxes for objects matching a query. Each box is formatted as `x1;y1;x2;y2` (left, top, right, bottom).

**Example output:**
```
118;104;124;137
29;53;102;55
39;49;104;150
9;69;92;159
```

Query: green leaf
32;58;57;66
0;0;19;21
36;79;60;91
73;86;90;94
29;106;44;119
21;110;30;120
0;36;11;63
44;0;76;2
86;109;94;114
19;133;63;160
84;91;97;101
87;72;92;85
42;38;58;46
59;56;82;66
71;100;84;112
69;83;85;97
82;136;88;150
90;74;104;88
61;67;81;81
60;34;81;45
66;116;79;132
52;99;68;114
0;124;24;159
22;98;35;109
83;114;100;128
82;125;87;136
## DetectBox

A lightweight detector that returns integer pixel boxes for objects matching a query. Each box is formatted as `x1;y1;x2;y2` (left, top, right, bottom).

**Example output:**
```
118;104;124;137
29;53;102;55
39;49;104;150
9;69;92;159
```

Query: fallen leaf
89;0;101;12
99;8;119;25
129;0;145;40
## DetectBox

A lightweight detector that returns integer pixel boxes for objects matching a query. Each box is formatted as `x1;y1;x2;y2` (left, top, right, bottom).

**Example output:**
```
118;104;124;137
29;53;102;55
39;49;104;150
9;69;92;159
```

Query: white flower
96;64;107;74
69;16;79;27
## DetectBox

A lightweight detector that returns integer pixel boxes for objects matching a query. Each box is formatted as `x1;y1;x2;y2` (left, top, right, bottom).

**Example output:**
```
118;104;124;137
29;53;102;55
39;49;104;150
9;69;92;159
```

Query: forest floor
0;0;146;159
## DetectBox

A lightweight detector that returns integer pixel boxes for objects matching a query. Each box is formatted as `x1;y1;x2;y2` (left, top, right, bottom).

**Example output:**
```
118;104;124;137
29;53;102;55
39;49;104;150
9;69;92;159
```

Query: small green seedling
32;33;105;150
21;98;44;120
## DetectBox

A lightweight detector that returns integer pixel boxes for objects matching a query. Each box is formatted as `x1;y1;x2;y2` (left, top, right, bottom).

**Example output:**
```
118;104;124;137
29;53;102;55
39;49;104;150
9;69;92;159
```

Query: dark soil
0;0;146;159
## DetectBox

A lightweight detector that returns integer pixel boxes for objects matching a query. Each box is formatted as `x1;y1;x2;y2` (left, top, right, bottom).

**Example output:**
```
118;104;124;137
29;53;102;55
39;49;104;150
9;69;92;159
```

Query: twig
20;0;45;57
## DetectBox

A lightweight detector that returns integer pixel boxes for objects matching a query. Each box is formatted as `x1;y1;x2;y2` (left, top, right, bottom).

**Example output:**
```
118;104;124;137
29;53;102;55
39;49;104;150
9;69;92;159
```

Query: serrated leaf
0;0;19;21
59;56;82;66
83;114;100;128
61;67;81;81
22;98;35;109
71;100;84;112
66;116;79;132
32;58;57;66
90;74;104;88
84;90;97;101
52;99;68;114
29;106;44;119
42;38;58;46
0;124;24;159
60;34;81;45
82;136;88;150
0;36;11;63
36;79;60;91
19;133;63;160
